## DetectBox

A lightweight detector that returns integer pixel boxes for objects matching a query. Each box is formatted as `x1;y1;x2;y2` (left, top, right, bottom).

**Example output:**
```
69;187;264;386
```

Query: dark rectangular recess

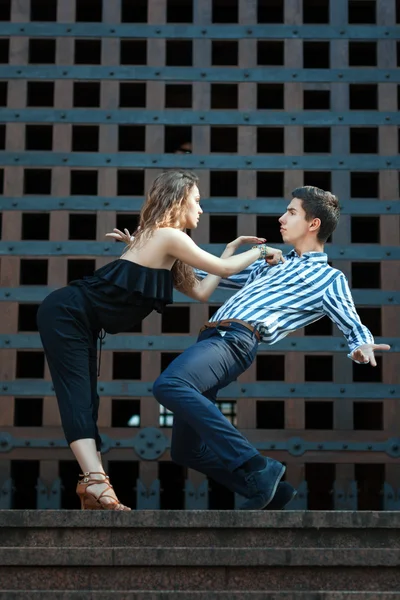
350;172;378;197
24;169;52;194
75;0;102;22
59;461;81;509
257;84;284;109
119;125;146;151
257;41;284;65
304;171;331;191
256;400;285;429
208;478;235;509
0;0;11;20
25;125;53;151
70;170;98;195
73;82;100;107
165;84;192;108
74;39;101;64
208;305;222;320
159;462;185;509
27;81;54;107
121;0;147;22
305;355;333;381
0;169;3;194
116;213;140;237
0;39;9;63
304;316;332;336
20;259;48;285
29;39;56;64
120;40;147;65
167;0;193;23
69;214;97;240
161;352;181;372
31;0;57;21
353;401;383;430
67;259;96;283
303;0;329;23
349;84;377;110
304;127;331;153
348;1;376;24
303;90;330;109
351;216;380;243
212;0;238;23
18;304;40;332
14;397;43;426
210;171;237;196
0;124;4;149
258;0;284;23
210;127;237;152
305;400;333;429
351;262;380;288
303;42;330;68
257;128;284;153
112;352;141;380
119;82;146;107
117;170;145;196
72;125;99;152
112;399;141;427
356;463;384;510
211;84;238;109
256;355;285;381
357;307;381;336
162;306;190;333
166;40;192;66
11;461;39;509
350;128;378;153
16;351;45;378
164;126;192;153
209;215;237;243
108;461;138;510
0;81;7;106
212;41;238;66
22;212;50;240
349;42;377;66
256;216;282;243
306;463;335;510
353;356;382;382
257;172;284;197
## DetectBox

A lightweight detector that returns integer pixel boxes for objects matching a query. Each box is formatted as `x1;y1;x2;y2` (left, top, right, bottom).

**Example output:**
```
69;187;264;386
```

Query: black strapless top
70;259;174;335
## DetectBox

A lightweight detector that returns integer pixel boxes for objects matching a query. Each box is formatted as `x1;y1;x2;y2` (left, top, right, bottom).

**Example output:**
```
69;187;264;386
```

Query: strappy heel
76;471;131;511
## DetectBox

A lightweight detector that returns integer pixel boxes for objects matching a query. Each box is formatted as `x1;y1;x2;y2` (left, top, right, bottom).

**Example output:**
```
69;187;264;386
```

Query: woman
37;170;283;511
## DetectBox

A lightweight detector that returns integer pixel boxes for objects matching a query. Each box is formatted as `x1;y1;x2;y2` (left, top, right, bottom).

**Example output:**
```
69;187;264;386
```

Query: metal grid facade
0;0;399;510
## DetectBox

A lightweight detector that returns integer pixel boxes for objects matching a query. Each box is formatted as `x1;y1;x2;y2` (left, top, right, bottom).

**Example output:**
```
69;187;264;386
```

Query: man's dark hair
291;186;340;243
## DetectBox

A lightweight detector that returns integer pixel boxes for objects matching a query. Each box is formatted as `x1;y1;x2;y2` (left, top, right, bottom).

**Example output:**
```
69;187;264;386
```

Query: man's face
278;197;312;245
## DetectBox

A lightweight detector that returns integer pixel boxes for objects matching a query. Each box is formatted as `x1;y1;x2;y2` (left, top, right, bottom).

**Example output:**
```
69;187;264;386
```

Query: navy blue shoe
264;481;297;510
239;458;285;510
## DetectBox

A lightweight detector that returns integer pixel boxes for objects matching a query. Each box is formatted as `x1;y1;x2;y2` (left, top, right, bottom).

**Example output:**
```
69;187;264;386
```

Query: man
153;186;390;510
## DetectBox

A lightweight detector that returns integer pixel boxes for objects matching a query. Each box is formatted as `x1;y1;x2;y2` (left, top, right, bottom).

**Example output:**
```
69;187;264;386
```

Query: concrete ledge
0;592;399;600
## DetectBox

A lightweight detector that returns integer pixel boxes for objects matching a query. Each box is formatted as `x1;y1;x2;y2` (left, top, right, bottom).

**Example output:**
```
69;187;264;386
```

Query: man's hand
105;228;134;243
225;236;285;266
351;343;391;366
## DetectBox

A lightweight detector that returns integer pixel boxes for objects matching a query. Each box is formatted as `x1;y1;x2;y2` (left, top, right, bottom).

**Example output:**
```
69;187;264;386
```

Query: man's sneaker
239;458;285;510
265;481;297;510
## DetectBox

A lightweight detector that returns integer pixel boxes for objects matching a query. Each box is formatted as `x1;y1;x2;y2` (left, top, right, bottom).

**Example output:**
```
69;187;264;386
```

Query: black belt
199;319;261;342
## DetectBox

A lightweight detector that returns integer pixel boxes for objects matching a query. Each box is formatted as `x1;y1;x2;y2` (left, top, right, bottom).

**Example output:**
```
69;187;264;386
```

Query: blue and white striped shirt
196;250;374;359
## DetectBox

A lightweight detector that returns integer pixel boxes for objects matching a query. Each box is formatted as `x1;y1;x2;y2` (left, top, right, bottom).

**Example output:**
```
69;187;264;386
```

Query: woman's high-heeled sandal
76;471;131;511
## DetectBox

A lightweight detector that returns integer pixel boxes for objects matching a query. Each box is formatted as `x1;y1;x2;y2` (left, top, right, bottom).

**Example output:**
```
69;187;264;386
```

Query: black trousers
37;285;102;450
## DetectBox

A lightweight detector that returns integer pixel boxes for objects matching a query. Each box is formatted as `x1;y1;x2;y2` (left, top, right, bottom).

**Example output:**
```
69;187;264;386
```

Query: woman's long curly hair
127;170;200;294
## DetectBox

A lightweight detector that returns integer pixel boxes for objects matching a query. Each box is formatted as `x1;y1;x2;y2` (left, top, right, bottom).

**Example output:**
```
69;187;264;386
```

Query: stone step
0;592;399;600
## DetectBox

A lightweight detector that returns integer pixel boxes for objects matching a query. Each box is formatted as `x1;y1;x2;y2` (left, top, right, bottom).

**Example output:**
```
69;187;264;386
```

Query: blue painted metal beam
1;23;398;40
1;287;398;306
1;197;398;215
1;152;399;170
1;241;398;260
1;66;399;83
1;109;399;127
0;381;398;399
0;334;397;352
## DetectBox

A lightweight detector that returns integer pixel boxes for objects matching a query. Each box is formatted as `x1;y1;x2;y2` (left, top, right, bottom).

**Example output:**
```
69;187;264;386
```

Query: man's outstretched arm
322;273;390;365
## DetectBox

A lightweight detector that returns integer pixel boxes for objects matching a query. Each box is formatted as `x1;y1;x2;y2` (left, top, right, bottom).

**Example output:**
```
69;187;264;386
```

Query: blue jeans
153;323;260;495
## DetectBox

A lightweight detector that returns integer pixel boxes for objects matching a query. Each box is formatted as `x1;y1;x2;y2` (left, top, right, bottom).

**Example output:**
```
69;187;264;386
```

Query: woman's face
182;184;203;229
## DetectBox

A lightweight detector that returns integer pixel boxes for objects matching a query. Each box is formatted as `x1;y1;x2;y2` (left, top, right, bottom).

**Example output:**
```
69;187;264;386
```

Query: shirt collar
287;249;328;263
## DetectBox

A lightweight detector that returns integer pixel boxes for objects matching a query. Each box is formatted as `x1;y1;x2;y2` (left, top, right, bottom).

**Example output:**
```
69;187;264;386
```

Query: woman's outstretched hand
225;236;285;266
105;228;134;243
